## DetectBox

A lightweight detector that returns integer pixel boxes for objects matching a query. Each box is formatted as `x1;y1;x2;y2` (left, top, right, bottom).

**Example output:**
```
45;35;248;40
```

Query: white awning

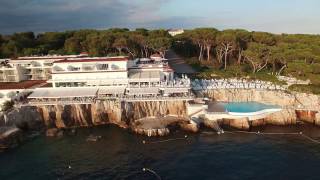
52;78;128;85
139;58;152;62
128;87;159;94
164;88;189;94
98;87;126;94
28;87;98;98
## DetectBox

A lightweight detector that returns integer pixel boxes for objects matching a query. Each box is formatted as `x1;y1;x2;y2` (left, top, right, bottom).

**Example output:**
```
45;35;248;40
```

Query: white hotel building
0;54;88;82
50;57;129;88
0;53;191;107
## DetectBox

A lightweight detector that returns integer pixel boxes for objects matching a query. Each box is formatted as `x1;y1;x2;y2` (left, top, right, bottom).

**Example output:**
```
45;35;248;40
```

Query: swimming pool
222;102;280;113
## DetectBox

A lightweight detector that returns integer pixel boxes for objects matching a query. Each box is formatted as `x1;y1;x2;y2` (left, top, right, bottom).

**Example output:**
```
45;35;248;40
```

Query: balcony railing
52;68;126;73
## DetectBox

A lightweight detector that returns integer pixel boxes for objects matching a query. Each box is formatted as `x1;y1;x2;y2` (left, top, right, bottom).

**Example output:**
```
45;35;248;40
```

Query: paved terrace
26;84;193;105
192;79;287;91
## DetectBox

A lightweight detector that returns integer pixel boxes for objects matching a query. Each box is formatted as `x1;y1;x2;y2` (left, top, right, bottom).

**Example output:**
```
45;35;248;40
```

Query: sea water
0;125;320;180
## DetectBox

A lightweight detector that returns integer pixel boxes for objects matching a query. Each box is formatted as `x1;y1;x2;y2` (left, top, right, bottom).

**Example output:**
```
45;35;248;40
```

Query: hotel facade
0;53;191;108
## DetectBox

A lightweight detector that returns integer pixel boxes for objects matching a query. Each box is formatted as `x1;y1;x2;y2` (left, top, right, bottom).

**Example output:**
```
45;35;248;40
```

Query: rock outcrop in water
0;106;43;151
1;106;43;130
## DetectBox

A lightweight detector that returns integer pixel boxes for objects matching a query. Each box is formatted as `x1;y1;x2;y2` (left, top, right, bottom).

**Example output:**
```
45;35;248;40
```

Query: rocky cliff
36;100;188;129
121;101;187;123
0;106;43;151
0;106;43;130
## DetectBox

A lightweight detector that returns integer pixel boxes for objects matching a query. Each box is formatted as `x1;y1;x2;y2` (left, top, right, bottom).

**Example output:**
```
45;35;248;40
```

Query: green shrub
1;100;14;112
288;84;320;94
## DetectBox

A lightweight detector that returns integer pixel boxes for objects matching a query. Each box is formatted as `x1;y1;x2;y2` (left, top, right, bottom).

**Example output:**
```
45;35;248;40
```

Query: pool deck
207;102;226;113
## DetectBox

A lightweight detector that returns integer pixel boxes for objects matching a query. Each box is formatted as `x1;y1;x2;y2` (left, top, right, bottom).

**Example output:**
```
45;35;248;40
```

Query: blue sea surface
0;125;320;180
223;102;280;113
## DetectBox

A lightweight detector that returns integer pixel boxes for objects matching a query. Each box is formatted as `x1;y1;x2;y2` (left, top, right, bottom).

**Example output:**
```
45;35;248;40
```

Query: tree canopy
1;27;320;87
0;28;173;59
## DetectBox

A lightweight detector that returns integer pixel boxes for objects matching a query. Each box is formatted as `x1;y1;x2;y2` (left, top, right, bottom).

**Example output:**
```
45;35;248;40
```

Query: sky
0;0;319;34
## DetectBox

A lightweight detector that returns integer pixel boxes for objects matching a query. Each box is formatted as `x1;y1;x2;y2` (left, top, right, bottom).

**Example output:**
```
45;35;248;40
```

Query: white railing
192;79;287;91
121;96;194;102
28;100;94;105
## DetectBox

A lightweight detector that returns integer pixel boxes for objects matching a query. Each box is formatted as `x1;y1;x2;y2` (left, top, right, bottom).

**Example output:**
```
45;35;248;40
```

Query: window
100;64;108;70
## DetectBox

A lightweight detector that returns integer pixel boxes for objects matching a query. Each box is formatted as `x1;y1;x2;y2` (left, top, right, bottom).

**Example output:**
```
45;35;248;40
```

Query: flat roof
28;87;98;98
12;55;85;60
0;80;46;90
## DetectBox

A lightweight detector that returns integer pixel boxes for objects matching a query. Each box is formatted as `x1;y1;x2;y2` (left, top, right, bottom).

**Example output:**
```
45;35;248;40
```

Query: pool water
223;102;280;113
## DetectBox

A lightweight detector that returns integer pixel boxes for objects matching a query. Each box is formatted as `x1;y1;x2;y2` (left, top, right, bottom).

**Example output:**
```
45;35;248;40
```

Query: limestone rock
0;127;23;151
251;119;266;127
179;121;199;133
315;112;320;126
4;106;43;131
264;109;296;125
295;110;317;124
222;118;250;130
46;128;59;137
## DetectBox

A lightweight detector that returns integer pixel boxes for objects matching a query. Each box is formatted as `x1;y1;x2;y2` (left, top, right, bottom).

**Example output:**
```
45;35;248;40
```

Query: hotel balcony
25;61;43;69
30;75;47;80
52;65;126;73
0;76;17;82
2;71;17;76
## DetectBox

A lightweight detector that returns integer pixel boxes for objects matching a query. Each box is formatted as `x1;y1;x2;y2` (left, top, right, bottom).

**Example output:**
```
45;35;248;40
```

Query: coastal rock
3;106;43;131
122;101;187;124
46;128;60;137
295;110;317;124
264;109;296;125
36;100;188;133
203;118;221;130
220;118;250;130
0;127;23;151
251;119;266;127
179;120;199;133
131;116;189;137
315;113;320;126
91;100;121;125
